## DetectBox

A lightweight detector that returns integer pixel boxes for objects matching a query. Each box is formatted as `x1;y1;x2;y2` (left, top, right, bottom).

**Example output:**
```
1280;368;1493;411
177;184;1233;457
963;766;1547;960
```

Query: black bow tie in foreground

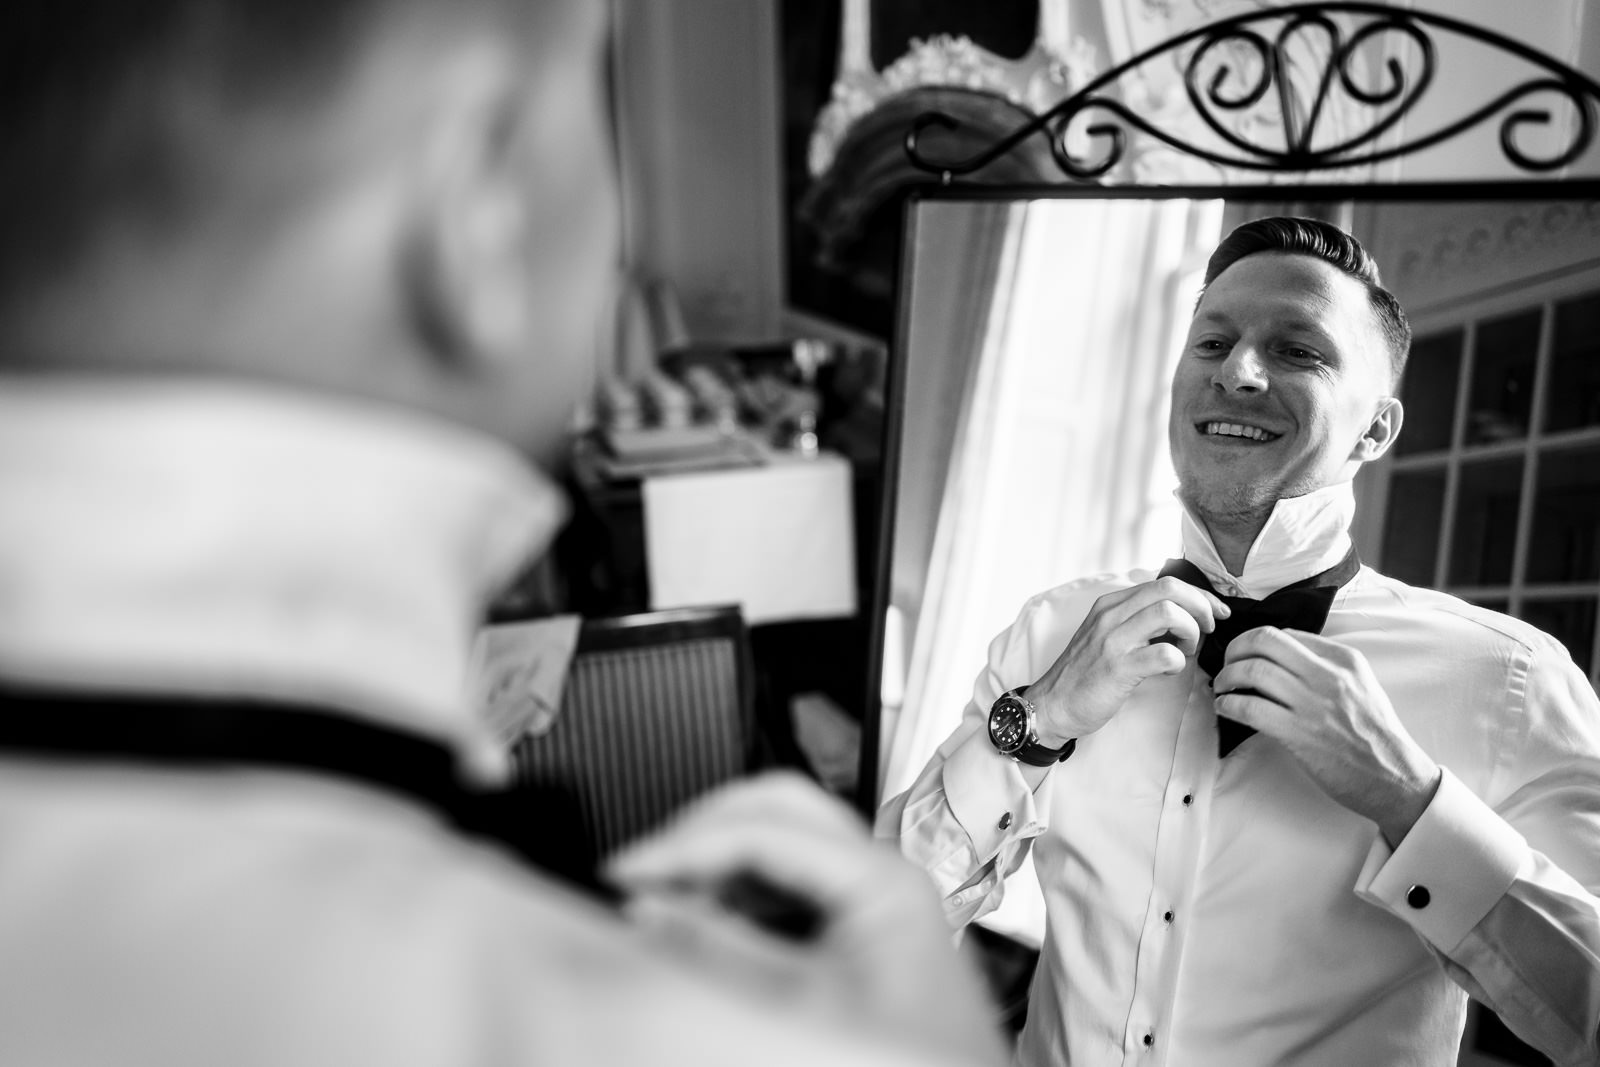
1157;548;1360;757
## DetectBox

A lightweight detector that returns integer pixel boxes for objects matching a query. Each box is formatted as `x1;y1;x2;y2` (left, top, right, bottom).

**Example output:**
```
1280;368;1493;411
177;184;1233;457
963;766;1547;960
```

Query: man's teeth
1204;421;1278;441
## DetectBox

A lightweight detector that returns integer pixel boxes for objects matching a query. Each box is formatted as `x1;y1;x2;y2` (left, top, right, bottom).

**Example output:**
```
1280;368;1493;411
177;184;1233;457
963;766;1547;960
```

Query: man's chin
1176;479;1279;531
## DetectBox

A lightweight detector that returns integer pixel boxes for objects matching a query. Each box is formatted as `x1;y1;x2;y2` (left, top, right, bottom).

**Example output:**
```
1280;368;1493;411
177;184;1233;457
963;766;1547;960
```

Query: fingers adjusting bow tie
1157;549;1360;757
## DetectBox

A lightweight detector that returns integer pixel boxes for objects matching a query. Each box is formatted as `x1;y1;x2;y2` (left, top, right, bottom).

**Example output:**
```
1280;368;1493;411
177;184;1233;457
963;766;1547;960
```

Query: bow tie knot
1158;550;1359;756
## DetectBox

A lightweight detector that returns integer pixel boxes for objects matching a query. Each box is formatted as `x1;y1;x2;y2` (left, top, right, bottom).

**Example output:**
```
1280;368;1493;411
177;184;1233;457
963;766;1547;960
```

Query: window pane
1545;292;1600;434
1383;468;1446;587
1395;329;1462;456
1466;310;1541;445
1449;457;1523;587
1527;445;1600;583
1518;597;1597;673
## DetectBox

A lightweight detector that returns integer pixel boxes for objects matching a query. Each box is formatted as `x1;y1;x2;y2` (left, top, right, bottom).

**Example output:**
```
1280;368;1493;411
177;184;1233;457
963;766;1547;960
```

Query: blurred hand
1213;627;1441;846
604;772;1007;1066
1027;577;1231;745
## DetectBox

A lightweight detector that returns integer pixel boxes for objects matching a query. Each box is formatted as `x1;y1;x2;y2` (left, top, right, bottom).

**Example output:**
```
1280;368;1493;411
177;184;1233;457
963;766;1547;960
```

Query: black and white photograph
1;2;1597;1065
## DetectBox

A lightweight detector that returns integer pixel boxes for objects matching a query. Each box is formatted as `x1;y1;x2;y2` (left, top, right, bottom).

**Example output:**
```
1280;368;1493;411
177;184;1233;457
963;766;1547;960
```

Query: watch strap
1013;734;1077;767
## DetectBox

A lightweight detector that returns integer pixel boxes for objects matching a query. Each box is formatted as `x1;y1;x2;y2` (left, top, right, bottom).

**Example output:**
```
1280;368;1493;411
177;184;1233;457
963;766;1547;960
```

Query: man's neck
1178;482;1359;599
1205;519;1267;577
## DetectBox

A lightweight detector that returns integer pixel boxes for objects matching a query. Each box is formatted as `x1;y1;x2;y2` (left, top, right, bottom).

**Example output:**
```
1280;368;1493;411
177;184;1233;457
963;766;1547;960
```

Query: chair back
510;605;755;859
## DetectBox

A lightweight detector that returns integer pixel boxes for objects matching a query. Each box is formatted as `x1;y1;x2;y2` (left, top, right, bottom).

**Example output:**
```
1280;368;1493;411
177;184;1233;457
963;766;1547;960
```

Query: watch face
988;696;1031;755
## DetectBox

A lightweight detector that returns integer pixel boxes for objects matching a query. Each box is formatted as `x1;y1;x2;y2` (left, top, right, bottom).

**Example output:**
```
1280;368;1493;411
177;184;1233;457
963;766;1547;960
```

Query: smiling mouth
1199;421;1282;443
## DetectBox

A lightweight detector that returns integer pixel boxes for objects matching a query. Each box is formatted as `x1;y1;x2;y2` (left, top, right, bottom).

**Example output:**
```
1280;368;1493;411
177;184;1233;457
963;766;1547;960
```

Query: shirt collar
1179;481;1356;599
0;376;566;781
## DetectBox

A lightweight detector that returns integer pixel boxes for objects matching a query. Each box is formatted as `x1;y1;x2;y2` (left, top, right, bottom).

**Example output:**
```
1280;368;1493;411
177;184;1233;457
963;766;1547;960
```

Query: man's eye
1279;346;1320;363
1194;339;1230;356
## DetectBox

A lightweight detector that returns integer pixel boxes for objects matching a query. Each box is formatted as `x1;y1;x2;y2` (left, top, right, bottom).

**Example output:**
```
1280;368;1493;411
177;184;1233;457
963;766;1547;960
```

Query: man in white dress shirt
882;216;1600;1066
0;2;1005;1065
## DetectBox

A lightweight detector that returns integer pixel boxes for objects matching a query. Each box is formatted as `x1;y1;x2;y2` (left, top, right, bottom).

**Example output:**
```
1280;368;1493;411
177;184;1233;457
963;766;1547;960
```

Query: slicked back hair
1200;216;1412;387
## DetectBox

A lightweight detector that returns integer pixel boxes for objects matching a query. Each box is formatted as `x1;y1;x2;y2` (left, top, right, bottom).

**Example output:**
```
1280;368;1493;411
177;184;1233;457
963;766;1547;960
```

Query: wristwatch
987;685;1076;767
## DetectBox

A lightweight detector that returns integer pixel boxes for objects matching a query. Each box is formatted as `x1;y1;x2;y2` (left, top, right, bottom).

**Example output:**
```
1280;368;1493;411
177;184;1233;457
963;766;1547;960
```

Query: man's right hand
1026;576;1230;745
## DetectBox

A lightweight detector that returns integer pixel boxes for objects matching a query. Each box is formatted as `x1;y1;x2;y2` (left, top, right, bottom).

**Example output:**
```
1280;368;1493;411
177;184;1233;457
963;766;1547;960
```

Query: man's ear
1353;396;1404;462
398;69;536;373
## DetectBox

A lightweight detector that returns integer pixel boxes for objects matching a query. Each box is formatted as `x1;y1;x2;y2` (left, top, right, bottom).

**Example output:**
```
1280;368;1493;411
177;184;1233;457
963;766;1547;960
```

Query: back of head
1201;216;1412;387
0;0;614;457
0;1;401;304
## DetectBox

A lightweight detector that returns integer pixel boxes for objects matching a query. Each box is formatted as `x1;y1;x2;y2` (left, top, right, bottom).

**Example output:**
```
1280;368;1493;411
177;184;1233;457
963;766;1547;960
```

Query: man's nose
1213;345;1268;393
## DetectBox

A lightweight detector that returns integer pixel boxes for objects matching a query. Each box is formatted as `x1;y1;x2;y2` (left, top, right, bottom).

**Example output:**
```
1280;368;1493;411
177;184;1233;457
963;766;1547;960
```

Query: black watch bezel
987;690;1033;756
987;686;1075;766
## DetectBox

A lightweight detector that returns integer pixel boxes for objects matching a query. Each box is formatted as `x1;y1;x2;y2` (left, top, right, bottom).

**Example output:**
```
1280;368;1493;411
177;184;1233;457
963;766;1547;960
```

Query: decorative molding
800;87;1058;276
1362;199;1600;314
808;2;1098;178
902;2;1600;183
1396;201;1600;278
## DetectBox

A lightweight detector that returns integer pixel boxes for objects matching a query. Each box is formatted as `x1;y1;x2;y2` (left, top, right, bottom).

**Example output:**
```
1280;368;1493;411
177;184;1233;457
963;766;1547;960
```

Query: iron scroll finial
902;2;1600;181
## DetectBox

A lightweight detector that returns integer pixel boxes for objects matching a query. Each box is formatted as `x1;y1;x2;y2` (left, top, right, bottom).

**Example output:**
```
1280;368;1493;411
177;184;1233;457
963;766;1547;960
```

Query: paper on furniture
642;454;857;625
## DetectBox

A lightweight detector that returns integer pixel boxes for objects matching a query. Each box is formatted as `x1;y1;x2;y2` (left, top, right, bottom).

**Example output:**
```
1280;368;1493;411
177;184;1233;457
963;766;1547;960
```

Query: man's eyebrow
1193;308;1337;342
1274;318;1339;345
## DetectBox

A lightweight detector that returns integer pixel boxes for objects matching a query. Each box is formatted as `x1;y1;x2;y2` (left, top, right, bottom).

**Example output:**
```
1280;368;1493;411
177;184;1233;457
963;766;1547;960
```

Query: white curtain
880;197;1225;944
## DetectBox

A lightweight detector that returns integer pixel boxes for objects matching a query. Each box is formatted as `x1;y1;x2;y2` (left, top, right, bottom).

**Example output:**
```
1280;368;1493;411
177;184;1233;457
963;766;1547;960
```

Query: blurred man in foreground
0;3;1005;1065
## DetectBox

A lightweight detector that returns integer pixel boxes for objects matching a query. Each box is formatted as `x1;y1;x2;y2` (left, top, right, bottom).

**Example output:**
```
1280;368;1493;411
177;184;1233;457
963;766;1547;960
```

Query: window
1377;275;1600;686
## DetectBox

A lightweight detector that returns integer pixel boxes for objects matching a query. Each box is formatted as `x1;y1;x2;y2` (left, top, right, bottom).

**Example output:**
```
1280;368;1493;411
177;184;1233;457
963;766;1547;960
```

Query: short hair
1200;216;1412;387
0;0;561;308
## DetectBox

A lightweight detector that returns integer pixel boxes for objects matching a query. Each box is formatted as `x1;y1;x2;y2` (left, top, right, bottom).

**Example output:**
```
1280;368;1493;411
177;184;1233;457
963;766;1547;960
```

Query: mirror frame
903;2;1600;183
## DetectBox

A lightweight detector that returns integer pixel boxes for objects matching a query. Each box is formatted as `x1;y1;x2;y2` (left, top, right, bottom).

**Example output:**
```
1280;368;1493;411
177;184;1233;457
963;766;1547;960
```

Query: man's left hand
1213;627;1442;847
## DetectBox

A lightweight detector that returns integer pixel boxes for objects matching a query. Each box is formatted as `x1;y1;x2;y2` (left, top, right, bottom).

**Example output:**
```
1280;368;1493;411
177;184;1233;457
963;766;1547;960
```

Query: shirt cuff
1355;767;1530;953
942;729;1049;862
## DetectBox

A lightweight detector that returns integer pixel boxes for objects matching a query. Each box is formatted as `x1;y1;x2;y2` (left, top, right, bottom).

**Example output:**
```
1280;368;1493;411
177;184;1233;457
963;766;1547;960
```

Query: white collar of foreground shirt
0;375;566;783
1178;481;1356;599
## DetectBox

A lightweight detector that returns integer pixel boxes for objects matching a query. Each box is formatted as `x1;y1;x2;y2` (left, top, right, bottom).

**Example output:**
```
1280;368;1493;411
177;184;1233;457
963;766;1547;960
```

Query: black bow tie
1158;548;1360;757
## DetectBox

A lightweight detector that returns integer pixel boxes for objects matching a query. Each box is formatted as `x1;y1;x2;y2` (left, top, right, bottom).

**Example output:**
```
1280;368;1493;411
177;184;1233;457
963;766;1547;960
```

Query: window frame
1361;264;1600;686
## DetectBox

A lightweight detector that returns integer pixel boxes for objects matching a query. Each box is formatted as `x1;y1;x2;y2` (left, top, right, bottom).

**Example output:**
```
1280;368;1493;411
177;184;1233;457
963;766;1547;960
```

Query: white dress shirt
881;481;1600;1067
0;378;965;1067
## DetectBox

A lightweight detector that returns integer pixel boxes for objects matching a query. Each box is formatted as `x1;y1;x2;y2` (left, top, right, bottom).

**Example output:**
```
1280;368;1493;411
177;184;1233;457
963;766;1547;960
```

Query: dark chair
508;604;759;860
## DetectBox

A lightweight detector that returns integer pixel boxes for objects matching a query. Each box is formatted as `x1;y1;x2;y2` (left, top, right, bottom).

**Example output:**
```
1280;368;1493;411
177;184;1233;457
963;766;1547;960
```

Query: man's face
1167;251;1401;528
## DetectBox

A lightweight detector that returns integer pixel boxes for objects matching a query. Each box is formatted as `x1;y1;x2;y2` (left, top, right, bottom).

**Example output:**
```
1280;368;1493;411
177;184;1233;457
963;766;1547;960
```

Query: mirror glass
869;187;1600;826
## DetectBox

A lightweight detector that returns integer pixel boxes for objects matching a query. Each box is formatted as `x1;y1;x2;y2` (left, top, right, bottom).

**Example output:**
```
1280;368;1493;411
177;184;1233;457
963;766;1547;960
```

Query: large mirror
852;5;1600;823
848;5;1600;1063
866;182;1600;879
863;182;1600;1062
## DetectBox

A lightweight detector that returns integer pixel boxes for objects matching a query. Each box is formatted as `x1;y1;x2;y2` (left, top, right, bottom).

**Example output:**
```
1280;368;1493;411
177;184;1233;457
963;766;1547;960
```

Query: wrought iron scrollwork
904;2;1600;182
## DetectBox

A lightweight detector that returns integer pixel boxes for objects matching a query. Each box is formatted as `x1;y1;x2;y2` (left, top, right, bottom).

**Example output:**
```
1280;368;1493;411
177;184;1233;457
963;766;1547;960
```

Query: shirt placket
1119;669;1216;1065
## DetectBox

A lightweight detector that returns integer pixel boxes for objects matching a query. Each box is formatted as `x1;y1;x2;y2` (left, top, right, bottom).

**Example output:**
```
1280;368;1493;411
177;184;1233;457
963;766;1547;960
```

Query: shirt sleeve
874;595;1064;929
1354;643;1600;1065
